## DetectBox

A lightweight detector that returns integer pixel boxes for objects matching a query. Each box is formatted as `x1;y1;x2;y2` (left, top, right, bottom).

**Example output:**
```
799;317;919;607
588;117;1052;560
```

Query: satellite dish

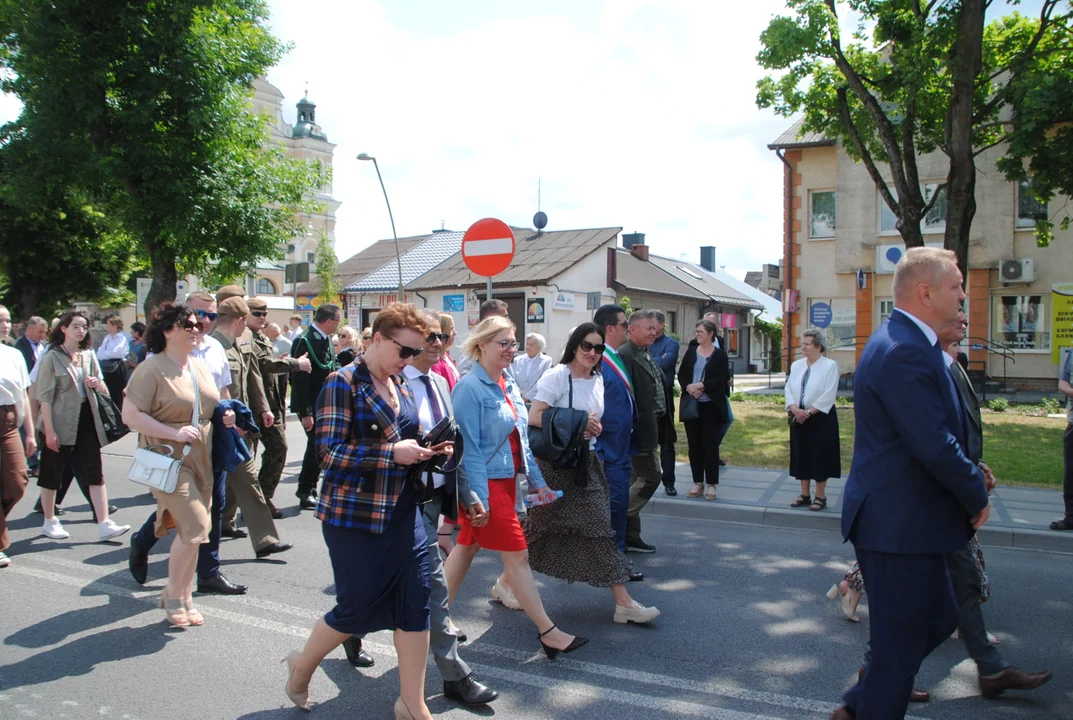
533;211;548;230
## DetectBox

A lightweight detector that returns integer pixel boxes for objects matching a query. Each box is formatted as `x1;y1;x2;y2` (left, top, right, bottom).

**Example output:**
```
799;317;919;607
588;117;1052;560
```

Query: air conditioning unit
1000;258;1035;284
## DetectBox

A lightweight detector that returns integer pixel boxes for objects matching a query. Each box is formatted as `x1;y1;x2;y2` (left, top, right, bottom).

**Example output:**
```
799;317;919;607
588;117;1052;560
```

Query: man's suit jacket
15;335;37;373
841;311;989;555
426;370;478;520
596;350;637;465
618;341;662;452
950;361;983;465
290;326;335;418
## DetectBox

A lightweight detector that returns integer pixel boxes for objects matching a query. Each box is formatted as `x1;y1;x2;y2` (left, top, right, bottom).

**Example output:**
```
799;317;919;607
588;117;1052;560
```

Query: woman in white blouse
511;332;552;403
785;328;841;511
97;314;131;409
525;323;659;625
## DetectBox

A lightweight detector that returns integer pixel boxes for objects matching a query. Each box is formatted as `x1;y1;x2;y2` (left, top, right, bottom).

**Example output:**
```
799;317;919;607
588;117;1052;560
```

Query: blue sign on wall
810;301;833;329
443;294;465;312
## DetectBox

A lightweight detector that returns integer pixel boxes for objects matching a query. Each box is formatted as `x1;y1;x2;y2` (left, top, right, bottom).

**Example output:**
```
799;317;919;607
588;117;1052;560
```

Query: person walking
701;312;733;466
593;304;635;554
443;315;587;660
283;303;438;718
33;311;130;542
122;304;233;627
430;313;460;391
290;303;341;511
678;319;730;500
97;314;131;410
785;328;841;511
526;322;657;622
333;325;358;367
1050;347;1073;531
511;332;552;404
620;310;664;553
0;305;36;568
833;248;991;720
14;315;46;478
648;312;680;495
246;297;311;518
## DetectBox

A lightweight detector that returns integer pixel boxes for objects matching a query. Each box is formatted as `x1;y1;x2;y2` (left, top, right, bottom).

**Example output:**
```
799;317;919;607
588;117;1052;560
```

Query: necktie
419;375;443;424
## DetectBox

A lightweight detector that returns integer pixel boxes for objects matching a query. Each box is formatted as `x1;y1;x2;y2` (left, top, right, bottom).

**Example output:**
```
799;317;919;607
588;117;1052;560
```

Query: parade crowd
0;247;1069;719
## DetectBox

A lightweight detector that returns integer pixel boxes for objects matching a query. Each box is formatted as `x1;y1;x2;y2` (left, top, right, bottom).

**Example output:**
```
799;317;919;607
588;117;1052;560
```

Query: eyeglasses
194;309;217;322
426;332;449;344
179;321;199;332
386;335;424;359
579;340;606;354
250;311;268;318
492;340;520;351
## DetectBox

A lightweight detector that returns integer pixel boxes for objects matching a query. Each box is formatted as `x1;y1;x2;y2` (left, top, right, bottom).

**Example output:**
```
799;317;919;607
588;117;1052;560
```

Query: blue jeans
132;471;227;580
714;397;734;446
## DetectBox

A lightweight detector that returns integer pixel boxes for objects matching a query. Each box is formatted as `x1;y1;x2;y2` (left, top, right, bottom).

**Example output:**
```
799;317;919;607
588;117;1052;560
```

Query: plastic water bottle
524;490;564;508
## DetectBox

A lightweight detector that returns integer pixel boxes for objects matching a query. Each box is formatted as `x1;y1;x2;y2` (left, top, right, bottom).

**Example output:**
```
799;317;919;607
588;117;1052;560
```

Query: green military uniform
250;327;301;501
209;297;281;553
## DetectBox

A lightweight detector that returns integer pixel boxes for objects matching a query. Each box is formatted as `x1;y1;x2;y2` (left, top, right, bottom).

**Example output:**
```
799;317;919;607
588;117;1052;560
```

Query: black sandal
790;494;811;508
1049;519;1073;531
810;497;827;511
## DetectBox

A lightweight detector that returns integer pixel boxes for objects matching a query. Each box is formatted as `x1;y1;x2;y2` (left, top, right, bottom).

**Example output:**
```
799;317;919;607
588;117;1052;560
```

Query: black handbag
679;394;700;423
527;376;590;486
85;353;129;445
408;414;462;484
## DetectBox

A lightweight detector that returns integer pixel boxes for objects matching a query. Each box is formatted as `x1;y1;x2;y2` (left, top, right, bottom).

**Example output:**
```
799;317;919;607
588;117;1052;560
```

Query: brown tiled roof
407;227;622;290
295;235;428;295
768;117;835;150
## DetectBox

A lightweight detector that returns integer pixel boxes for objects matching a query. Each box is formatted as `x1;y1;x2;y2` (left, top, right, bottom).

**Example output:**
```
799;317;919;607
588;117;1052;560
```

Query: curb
642;497;1073;555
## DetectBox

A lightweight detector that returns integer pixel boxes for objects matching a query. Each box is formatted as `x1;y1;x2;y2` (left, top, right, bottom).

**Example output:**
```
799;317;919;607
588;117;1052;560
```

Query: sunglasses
194;309;218;322
579;340;606;354
250;311;268;318
426;332;449;344
615;321;629;329
179;321;199;332
386;335;424;359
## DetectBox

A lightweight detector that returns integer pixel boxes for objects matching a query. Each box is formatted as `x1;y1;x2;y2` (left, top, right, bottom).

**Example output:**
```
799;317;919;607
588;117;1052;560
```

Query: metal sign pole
486;276;493;300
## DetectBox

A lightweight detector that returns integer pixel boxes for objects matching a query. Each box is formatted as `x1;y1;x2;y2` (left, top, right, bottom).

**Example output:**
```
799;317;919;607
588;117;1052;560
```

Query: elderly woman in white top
786;328;841;511
511;332;552;403
97;314;132;409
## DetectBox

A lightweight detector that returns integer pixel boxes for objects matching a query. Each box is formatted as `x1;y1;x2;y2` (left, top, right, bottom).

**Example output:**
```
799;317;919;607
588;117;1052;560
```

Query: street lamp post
357;153;404;300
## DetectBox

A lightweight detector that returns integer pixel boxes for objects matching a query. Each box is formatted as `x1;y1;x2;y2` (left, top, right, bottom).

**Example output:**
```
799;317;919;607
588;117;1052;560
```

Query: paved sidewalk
643;463;1073;554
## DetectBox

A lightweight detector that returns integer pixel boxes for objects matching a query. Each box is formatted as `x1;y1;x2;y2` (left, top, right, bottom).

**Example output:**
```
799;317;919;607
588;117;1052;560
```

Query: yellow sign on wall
1052;282;1073;364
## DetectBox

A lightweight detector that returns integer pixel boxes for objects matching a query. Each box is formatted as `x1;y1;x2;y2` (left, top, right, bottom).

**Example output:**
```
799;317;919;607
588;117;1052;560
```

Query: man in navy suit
834;248;991;720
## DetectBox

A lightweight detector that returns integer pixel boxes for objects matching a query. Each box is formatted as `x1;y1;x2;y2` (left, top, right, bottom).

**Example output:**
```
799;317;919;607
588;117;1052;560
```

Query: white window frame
809;189;836;240
1016;178;1049;229
877;298;894;327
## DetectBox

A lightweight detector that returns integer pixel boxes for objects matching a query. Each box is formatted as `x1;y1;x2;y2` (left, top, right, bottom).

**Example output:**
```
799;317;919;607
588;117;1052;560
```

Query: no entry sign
462;218;515;277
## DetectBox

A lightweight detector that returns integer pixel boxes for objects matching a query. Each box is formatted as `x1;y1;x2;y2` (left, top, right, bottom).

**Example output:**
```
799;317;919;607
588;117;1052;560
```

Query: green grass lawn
675;402;1067;489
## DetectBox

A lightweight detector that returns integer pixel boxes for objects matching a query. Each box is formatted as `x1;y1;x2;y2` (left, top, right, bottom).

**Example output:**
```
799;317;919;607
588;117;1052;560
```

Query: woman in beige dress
123;304;232;628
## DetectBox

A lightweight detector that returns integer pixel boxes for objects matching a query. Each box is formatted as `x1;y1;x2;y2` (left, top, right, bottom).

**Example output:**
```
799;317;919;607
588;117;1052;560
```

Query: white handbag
127;364;200;494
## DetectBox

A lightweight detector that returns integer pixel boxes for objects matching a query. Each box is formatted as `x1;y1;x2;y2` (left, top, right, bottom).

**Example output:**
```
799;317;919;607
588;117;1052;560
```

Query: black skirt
789;407;841;481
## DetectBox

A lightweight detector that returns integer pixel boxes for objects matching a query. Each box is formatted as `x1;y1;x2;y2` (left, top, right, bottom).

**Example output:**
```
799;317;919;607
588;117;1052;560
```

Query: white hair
525;332;547;352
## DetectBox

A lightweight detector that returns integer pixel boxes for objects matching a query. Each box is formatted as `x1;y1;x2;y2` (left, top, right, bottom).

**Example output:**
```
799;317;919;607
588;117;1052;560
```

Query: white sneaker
42;517;70;539
491;579;522;610
98;519;131;541
614;600;661;624
0;551;9;567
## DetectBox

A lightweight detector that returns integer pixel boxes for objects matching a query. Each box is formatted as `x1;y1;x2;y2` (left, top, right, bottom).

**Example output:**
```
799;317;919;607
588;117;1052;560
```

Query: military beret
246;297;268;311
217;296;249;318
215;285;246;302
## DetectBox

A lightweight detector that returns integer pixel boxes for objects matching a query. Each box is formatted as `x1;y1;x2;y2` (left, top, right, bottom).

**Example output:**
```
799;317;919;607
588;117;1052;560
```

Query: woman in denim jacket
443;316;588;660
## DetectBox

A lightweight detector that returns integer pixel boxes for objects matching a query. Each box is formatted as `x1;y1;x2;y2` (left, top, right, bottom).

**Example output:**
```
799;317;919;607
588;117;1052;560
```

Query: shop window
1017;179;1048;229
256;278;277;295
993;295;1049;351
810;190;836;239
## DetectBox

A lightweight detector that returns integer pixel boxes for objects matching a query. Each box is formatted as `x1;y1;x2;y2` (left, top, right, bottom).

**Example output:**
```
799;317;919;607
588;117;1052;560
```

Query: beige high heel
826;582;861;623
394;697;414;719
158;589;189;628
282;651;311;711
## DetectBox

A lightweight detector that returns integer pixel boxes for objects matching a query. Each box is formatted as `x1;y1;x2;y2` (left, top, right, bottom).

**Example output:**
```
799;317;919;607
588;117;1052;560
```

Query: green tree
314;230;341;302
757;0;1073;275
0;0;325;316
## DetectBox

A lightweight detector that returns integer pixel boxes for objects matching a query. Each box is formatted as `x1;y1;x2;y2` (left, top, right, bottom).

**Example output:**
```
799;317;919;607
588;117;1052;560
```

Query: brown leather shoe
858;668;930;703
979;667;1053;698
830;707;853;720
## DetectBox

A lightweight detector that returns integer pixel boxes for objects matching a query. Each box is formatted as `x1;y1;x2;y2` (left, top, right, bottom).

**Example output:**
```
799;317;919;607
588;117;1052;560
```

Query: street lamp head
357;153;375;161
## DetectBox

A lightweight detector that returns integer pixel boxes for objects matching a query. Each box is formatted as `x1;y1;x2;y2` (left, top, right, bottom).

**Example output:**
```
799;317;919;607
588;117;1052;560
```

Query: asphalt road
1;422;1069;719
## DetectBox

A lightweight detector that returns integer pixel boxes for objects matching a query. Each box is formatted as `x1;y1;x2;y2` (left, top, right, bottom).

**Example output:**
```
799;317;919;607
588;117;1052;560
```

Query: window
306;252;315;264
256;278;277;295
1017;179;1048;229
810;190;836;238
923;182;947;231
666;310;677;335
724;328;740;357
808;297;856;351
879;187;899;234
993;294;1050;351
878;299;894;326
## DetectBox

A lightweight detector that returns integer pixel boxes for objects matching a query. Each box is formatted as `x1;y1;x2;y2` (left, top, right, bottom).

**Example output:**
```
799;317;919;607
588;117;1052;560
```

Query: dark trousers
33;462;89;511
133;470;227;581
604;460;632;553
258;420;287;500
714;397;734;446
1;406;29;551
660;442;677;488
1063;424;1073;522
845;548;958;719
296;427;319;499
102;367;127;412
684;401;721;486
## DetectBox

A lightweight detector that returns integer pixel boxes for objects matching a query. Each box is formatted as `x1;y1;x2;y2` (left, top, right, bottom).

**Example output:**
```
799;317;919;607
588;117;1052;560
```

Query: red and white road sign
462;218;515;277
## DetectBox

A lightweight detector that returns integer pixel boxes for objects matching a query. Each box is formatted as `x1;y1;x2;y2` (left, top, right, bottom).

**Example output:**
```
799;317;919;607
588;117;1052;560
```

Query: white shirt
149;335;231;390
287;325;303;342
0;343;31;425
784;356;839;414
403;364;448;489
28;345;48;383
97;332;131;361
511;352;552;401
893;308;939;347
533;363;604;447
272;335;292;358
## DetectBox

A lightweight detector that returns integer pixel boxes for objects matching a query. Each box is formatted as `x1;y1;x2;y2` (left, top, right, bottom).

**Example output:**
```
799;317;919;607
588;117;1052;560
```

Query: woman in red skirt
443;316;587;659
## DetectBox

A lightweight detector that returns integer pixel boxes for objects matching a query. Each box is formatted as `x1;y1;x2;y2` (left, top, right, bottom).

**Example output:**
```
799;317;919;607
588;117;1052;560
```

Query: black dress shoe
625;538;656;553
444;674;499;706
342;637;375;668
267;501;283;519
128;536;149;585
197;573;247;595
299;495;317;511
664;486;678;496
221;527;248;539
628;571;645;582
719;459;727;467
256;541;294;559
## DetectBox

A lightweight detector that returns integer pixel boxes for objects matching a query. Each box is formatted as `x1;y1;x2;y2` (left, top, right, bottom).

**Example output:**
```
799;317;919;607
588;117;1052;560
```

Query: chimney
622;232;645;250
700;246;716;272
631;243;649;261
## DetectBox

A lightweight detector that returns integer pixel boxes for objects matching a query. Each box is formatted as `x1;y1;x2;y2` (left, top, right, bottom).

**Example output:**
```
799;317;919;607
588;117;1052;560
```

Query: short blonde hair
893;246;958;301
461;316;515;360
335;325;358;345
438;312;455;335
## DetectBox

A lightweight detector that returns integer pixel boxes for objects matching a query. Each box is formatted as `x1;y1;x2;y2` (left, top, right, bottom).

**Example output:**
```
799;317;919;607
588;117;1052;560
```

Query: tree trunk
146;242;178;318
944;0;986;283
896;199;926;248
18;283;40;320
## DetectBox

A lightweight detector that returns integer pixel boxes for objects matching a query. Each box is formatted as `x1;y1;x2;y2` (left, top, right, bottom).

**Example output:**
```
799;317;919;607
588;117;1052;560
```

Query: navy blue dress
321;395;430;634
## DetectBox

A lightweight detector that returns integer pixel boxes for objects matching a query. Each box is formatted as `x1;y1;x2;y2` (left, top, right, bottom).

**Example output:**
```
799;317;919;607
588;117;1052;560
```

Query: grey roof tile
768;117;834;149
348;232;464;292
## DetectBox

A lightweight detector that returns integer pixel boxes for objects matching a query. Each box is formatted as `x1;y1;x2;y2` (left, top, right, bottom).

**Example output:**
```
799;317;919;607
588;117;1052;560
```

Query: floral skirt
843;534;991;603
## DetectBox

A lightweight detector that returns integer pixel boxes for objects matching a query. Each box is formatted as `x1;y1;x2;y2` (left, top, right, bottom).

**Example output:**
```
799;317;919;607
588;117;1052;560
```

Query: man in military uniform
245;297;311;518
210;293;293;558
290;303;340;510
